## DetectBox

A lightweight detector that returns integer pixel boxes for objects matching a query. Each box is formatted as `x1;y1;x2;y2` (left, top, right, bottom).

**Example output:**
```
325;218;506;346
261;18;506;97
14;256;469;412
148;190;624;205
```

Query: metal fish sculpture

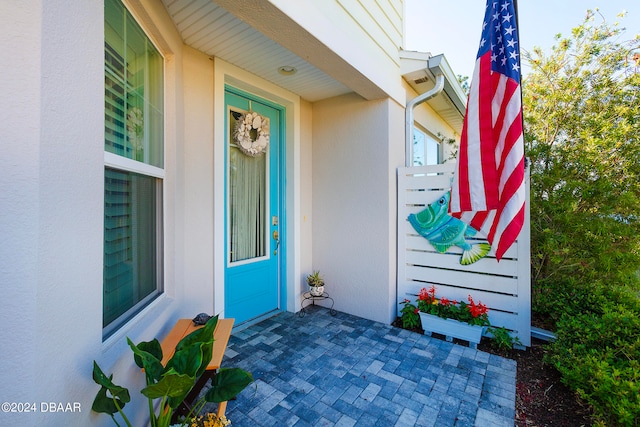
408;192;491;265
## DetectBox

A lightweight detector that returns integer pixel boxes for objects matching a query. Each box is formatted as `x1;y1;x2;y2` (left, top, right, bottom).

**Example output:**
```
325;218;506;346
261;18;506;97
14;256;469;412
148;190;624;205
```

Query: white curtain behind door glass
229;114;267;262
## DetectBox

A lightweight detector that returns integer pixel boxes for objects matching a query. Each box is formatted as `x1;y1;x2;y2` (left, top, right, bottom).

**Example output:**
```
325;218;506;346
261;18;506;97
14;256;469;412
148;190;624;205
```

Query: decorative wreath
233;111;269;157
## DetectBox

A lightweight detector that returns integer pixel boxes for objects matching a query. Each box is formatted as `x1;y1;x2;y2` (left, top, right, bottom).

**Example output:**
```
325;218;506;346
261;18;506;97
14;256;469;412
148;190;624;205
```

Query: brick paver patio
206;306;516;426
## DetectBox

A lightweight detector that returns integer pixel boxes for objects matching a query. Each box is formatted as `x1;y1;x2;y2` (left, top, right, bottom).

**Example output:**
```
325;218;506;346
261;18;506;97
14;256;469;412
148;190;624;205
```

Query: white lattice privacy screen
397;163;531;346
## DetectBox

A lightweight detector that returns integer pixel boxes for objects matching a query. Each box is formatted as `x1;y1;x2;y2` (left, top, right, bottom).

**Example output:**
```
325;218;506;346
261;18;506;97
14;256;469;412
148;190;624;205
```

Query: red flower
418;287;432;302
467;295;488;317
428;285;436;297
440;297;451;306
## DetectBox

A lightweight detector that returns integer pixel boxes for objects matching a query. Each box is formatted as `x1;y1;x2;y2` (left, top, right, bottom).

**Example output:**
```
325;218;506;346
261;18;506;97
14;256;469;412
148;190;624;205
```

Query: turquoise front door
224;89;282;324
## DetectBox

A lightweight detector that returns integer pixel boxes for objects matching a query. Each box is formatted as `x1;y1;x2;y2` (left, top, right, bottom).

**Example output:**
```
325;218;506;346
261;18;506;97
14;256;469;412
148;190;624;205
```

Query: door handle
272;230;280;255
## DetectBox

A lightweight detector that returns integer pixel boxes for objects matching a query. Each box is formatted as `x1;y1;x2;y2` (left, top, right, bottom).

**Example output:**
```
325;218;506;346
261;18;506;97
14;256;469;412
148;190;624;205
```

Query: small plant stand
299;291;337;317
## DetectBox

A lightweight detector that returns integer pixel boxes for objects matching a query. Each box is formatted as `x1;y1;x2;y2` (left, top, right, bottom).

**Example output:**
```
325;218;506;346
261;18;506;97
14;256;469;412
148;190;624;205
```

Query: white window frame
103;0;165;338
412;125;442;166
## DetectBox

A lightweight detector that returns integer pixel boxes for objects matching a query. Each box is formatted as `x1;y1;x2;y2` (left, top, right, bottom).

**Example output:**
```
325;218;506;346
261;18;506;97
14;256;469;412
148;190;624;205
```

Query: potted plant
400;285;490;348
92;315;253;427
306;270;325;296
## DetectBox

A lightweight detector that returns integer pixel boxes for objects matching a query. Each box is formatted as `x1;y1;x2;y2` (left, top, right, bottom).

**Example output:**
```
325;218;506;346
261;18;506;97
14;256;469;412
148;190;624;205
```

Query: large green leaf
204;368;253;403
92;361;114;388
195;341;213;378
92;362;131;403
172;316;217;379
132;339;163;369
175;315;218;352
141;369;195;401
91;362;131;415
165;342;204;378
127;338;164;384
92;386;122;414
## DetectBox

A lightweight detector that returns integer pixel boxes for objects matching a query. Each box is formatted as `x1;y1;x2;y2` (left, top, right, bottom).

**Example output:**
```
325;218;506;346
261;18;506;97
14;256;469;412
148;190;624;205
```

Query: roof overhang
400;50;467;132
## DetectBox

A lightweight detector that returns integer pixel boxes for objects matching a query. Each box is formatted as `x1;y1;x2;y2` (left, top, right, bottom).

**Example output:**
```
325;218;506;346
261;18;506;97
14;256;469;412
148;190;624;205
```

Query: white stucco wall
181;45;216;312
1;0;45;416
299;100;315;295
311;93;404;324
1;1;105;425
0;1;104;425
0;0;189;425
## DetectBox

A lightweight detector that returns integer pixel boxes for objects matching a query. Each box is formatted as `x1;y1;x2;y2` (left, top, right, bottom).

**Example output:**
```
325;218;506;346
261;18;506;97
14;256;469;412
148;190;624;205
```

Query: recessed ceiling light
278;66;297;76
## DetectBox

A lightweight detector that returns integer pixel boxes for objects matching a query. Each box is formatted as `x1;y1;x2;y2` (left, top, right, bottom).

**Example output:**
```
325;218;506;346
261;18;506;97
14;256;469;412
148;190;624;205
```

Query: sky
404;0;640;79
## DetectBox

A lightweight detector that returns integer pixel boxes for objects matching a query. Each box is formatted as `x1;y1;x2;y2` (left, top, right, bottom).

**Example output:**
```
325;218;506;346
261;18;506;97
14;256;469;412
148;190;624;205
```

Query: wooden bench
159;317;234;419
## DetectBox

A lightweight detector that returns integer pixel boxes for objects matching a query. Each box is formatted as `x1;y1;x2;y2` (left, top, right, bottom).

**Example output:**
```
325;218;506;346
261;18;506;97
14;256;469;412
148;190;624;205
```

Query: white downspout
405;68;444;167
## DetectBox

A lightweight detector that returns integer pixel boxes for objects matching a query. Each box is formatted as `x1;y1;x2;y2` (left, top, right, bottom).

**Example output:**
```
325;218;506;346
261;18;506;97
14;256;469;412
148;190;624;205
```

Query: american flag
449;0;526;261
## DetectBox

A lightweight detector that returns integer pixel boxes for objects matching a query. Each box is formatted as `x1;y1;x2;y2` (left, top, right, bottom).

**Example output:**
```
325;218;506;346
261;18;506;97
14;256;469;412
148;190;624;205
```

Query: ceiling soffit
162;0;388;102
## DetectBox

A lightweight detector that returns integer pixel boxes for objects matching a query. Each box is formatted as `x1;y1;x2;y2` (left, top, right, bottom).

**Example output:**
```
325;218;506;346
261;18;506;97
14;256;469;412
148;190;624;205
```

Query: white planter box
419;312;485;349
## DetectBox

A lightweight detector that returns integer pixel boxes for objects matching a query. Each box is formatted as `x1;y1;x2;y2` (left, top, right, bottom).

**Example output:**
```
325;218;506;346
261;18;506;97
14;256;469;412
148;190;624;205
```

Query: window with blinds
104;0;163;167
103;0;164;337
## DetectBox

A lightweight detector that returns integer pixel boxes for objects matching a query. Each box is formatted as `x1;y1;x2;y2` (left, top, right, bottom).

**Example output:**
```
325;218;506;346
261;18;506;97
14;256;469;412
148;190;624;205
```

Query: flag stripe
491;186;525;259
478;55;499;210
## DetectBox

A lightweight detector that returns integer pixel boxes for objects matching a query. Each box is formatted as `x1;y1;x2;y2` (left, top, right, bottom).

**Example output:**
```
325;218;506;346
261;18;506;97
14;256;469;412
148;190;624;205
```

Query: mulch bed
392;319;595;426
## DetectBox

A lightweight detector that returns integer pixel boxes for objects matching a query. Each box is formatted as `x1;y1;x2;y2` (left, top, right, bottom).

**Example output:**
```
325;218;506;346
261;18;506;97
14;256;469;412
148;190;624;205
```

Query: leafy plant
306;270;324;287
399;299;420;330
488;326;521;351
92;316;253;427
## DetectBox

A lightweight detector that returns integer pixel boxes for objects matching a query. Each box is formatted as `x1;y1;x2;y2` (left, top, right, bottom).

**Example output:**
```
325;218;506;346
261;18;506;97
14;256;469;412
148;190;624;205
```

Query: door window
228;110;269;263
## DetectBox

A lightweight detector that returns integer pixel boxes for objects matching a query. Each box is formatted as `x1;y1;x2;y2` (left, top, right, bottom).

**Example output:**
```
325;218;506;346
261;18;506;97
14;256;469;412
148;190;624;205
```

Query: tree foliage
523;9;640;321
523;12;640;425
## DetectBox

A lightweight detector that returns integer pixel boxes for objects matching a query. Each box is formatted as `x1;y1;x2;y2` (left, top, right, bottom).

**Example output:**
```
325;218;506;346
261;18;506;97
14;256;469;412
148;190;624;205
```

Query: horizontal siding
397;164;531;346
337;0;403;66
376;0;403;34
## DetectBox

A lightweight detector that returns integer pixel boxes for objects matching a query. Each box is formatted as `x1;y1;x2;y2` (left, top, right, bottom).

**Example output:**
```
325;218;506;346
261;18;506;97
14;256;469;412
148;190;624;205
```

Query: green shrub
533;276;640;324
546;298;640;426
